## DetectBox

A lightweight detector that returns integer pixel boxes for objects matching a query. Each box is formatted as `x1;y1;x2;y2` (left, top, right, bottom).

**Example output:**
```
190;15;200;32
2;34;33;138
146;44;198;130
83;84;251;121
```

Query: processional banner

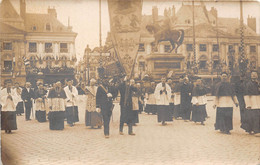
108;0;143;76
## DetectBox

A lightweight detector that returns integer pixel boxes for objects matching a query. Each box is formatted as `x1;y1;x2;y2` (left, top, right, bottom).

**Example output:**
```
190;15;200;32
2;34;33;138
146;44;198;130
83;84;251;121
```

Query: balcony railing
2;70;12;74
60;48;68;53
45;48;53;53
198;68;209;73
29;47;37;53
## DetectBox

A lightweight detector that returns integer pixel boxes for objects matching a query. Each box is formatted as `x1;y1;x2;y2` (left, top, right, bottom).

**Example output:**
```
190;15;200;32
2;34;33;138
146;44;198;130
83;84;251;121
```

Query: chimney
48;6;57;18
210;7;217;18
164;8;167;17
247;15;256;32
20;0;26;20
68;17;72;31
152;6;158;24
172;5;175;17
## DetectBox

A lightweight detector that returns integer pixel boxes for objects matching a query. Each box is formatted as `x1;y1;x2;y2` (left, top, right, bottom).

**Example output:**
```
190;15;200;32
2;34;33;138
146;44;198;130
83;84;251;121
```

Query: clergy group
1;70;259;138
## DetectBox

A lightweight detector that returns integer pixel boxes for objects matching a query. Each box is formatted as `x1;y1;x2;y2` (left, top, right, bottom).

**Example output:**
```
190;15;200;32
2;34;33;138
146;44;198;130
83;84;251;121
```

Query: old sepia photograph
0;0;259;164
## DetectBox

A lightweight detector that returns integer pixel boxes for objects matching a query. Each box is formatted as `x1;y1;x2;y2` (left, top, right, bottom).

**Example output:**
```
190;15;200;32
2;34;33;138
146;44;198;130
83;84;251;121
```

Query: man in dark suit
96;79;117;138
21;82;35;121
180;76;193;121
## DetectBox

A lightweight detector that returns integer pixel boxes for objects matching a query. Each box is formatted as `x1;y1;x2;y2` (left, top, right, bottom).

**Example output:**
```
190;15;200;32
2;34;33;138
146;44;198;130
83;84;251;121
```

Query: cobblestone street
1;96;260;165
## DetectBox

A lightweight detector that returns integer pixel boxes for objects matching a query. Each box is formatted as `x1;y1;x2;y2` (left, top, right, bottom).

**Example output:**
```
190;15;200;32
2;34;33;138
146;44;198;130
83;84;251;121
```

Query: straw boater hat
56;81;61;85
90;78;96;83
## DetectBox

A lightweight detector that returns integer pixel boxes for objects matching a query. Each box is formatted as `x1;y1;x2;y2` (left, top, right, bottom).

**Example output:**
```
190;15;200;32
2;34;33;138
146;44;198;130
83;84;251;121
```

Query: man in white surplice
0;79;19;133
64;79;79;127
154;76;172;125
85;78;102;128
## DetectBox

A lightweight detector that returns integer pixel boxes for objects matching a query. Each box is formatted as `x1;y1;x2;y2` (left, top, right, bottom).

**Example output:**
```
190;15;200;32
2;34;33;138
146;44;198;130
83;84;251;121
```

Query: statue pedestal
145;53;185;81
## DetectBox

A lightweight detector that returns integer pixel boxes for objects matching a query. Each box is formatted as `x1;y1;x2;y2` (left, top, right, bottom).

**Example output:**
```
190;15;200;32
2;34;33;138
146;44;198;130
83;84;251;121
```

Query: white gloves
107;93;112;97
96;108;101;113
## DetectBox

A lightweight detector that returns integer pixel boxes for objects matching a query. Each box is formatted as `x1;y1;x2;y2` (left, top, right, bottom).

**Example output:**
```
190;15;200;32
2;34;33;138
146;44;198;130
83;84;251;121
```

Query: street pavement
1;96;260;165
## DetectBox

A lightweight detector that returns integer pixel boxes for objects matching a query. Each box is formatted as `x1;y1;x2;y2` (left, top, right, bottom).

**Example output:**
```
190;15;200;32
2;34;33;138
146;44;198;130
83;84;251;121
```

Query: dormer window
32;25;37;31
185;19;191;24
46;23;51;31
138;43;145;52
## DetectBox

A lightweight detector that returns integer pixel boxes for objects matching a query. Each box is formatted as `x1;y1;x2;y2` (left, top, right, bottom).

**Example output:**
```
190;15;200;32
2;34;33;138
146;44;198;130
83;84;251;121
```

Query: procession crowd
1;70;259;138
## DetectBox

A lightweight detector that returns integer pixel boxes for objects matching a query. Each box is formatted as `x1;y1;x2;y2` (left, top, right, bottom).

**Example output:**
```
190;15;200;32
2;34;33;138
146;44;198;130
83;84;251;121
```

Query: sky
4;0;260;59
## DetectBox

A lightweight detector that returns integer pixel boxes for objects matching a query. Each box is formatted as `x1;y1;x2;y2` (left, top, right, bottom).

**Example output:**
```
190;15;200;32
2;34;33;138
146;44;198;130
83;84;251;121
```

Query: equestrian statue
146;23;184;53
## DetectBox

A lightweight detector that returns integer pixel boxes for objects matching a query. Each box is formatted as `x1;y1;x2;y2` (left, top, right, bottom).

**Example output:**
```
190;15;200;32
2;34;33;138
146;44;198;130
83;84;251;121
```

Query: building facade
99;3;260;81
0;0;77;86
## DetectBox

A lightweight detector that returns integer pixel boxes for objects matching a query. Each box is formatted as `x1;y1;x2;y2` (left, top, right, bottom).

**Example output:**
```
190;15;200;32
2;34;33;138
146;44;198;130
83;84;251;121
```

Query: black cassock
47;88;67;130
34;88;47;122
191;85;207;123
241;80;260;134
144;86;156;115
214;82;236;133
180;82;193;120
173;82;182;119
233;80;246;123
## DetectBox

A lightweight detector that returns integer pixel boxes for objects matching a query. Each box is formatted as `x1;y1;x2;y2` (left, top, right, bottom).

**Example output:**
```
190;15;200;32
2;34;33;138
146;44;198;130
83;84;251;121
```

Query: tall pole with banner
108;0;143;105
98;0;104;79
239;0;248;78
192;0;197;75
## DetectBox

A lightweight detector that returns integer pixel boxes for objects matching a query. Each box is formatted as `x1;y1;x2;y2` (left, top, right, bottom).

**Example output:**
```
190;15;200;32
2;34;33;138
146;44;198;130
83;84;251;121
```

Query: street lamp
84;45;91;86
228;48;235;75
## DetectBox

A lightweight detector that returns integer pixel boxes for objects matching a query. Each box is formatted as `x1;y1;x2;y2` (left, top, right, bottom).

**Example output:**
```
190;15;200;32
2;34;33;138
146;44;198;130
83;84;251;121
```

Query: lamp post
97;0;105;80
192;0;197;75
239;0;248;77
84;45;91;86
228;48;235;75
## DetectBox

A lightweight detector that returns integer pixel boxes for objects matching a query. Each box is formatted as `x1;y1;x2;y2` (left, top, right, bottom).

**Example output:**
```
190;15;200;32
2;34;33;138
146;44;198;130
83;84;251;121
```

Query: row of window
30;60;68;68
31;23;51;31
138;44;172;53
186;44;257;53
188;60;257;70
29;42;68;53
138;43;257;53
0;42;69;53
1;42;257;54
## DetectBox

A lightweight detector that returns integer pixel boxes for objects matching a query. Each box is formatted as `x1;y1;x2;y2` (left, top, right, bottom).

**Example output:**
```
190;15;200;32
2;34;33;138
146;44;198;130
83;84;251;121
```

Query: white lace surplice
49;98;66;111
244;95;260;109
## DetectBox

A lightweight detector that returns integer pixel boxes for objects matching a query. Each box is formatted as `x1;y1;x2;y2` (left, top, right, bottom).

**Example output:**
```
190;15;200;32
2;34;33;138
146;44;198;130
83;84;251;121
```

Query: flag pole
123;44;140;106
